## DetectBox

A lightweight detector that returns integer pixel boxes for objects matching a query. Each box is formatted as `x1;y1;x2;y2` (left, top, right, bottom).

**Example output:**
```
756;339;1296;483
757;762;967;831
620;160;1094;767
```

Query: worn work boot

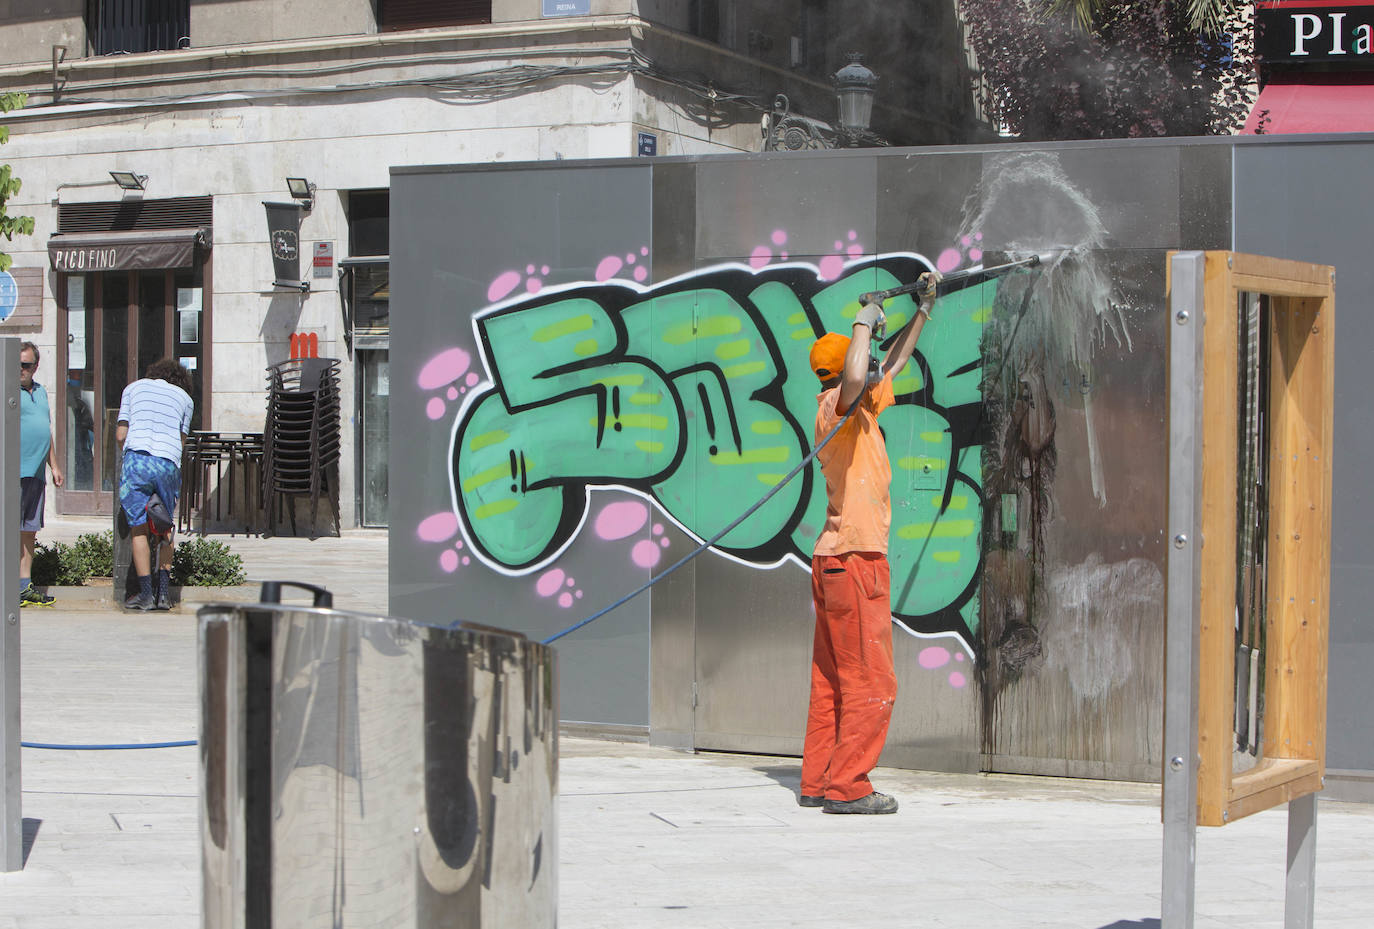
19;585;56;607
822;791;898;815
124;592;156;612
798;794;825;808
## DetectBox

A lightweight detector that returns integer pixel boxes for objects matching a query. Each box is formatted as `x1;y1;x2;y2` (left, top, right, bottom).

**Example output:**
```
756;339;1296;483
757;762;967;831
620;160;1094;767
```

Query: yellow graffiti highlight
462;463;514;494
895;519;976;540
662;314;742;345
750;420;784;434
715;339;752;360
709;446;791;465
721;360;767;380
593;374;647;388
635;440;665;453
787;311;807;325
586;414;670;430
893;369;923;392
938;494;970;510
628;392;662;406
791;327;816;341
919;430;945;442
533;315;594;342
474;498;519;520
574;339;599;357
757;473;786;486
897;456;945;472
932;551;962;563
469;430;509;452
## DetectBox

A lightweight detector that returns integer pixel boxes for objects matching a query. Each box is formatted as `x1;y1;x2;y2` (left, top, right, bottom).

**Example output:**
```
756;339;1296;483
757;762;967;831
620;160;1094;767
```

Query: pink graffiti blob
440;549;459;573
595;255;623;280
417;511;459;544
818;232;862;281
749;230;791;269
918;646;951;670
594;500;650;541
426;397;445;420
488;270;522;302
524;264;549;294
937;248;962;273
536;567;582;608
948;671;967;688
818;254;846;281
536;569;566;597
631;539;662;569
419;348;472;391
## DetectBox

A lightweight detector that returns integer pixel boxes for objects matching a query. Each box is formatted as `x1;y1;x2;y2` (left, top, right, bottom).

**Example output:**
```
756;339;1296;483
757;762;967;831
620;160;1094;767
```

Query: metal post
1285;793;1318;928
1;337;22;872
1162;253;1206;929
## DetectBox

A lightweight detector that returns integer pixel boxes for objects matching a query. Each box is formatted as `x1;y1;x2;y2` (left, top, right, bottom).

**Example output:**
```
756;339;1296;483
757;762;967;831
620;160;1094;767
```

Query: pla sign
1257;1;1374;63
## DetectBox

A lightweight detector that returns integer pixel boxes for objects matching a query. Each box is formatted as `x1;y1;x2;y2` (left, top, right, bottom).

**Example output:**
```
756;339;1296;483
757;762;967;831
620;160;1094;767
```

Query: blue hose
539;392;862;645
21;739;196;750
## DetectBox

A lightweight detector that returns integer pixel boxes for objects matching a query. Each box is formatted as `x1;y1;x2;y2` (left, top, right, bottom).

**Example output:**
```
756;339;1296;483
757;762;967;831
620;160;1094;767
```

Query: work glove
917;271;943;316
854;301;886;338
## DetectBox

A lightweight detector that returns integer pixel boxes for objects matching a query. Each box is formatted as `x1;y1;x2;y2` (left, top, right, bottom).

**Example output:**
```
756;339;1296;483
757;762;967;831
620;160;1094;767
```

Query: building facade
0;0;985;528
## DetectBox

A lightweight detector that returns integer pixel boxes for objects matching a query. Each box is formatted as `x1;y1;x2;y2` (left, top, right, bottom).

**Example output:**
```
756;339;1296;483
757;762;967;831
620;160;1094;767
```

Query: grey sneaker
798;794;825;808
124;592;155;612
822;791;898;814
19;585;55;607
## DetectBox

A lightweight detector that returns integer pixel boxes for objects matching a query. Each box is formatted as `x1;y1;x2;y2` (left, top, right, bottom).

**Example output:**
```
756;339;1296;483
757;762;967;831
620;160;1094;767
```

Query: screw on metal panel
1227;255;1233;268
1175;309;1190;324
1170;756;1184;771
7;613;15;624
6;397;15;408
1222;810;1229;822
1173;534;1188;549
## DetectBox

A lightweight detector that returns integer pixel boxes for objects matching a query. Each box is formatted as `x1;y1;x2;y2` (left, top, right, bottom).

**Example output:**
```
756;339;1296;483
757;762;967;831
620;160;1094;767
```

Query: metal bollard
2;338;21;872
199;583;557;928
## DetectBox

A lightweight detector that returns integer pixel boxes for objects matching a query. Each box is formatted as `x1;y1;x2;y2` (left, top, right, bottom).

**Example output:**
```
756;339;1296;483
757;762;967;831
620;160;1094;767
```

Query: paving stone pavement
3;518;1372;928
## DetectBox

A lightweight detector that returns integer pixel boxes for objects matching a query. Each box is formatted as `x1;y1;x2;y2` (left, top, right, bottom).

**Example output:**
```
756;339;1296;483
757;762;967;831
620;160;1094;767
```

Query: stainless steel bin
199;583;557;928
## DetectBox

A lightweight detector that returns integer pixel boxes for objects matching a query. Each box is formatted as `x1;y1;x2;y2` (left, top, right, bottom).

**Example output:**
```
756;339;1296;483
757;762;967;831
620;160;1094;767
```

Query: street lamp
834;53;878;140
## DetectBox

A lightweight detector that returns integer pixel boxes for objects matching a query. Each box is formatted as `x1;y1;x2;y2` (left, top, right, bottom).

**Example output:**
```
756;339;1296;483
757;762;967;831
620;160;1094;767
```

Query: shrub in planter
172;536;247;587
30;541;90;587
72;531;114;578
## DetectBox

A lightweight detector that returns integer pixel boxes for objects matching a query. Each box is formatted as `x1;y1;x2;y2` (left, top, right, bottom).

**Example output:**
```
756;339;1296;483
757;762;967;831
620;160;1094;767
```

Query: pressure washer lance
858;254;1042;307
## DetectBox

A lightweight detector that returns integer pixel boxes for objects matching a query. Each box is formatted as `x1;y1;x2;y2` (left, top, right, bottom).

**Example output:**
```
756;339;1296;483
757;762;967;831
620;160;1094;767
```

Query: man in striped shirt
115;358;195;611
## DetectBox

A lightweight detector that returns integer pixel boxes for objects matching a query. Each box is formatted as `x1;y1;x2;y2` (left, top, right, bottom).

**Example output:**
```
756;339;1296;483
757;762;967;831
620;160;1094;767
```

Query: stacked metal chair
262;357;342;536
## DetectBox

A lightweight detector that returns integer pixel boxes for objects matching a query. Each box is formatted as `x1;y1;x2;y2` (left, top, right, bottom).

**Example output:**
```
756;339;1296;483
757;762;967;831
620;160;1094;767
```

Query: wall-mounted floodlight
285;177;315;210
109;171;148;190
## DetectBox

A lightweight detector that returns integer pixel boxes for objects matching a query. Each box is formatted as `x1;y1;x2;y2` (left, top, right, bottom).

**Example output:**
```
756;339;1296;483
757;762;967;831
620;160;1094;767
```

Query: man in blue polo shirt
115;358;194;611
17;341;65;607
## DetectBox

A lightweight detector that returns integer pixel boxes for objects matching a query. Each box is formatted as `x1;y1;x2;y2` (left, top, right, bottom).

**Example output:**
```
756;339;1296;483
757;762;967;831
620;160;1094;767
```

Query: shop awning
48;226;211;273
1243;76;1374;134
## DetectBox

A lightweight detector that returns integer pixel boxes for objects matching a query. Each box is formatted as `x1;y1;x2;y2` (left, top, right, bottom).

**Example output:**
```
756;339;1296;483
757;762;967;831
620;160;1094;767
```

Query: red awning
1243;76;1374;134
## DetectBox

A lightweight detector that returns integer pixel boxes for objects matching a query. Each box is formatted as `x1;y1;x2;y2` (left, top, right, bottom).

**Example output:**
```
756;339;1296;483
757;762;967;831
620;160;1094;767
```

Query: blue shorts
19;476;45;533
119;450;181;528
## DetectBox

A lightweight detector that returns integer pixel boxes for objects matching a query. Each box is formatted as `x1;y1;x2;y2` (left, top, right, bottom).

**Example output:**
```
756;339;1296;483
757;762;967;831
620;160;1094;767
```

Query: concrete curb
25;578;261;612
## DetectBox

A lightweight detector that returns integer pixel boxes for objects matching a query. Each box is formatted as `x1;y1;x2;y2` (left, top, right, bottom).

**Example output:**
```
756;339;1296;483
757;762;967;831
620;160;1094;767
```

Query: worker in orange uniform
799;269;940;814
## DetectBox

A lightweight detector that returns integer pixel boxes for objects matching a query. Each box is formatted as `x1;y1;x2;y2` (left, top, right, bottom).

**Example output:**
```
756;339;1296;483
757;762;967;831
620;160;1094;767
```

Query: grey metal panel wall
388;162;654;727
1234;137;1374;777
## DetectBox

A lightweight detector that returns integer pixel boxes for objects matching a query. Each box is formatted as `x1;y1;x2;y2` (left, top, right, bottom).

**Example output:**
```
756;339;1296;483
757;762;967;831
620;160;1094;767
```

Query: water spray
859;254;1044;306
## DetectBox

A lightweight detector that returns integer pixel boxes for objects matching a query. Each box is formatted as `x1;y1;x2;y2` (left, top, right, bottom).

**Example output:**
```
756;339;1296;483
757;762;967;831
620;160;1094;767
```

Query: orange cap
809;332;850;382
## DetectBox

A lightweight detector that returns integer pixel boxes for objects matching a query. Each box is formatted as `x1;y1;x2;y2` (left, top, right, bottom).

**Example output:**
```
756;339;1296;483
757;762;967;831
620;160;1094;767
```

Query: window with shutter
378;0;492;32
85;0;190;55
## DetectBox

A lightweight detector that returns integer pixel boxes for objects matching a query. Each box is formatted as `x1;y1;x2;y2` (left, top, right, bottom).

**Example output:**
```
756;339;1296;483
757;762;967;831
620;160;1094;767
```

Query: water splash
960;151;1129;505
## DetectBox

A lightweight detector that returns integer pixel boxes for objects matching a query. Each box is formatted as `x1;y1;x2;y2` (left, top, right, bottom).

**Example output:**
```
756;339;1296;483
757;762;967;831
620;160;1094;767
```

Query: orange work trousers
801;551;897;802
